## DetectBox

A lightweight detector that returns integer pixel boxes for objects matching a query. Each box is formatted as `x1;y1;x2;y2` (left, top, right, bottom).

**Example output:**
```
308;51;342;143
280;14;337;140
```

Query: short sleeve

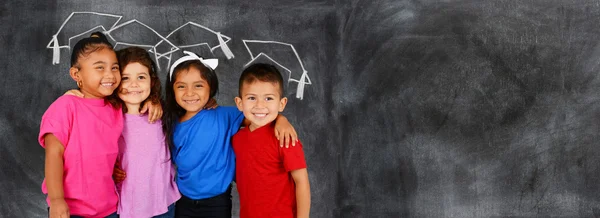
280;140;307;172
221;106;244;128
38;97;73;148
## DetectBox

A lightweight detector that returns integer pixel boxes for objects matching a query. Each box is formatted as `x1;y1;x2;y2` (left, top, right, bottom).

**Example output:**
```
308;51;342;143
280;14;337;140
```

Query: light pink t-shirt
116;114;180;218
39;95;123;217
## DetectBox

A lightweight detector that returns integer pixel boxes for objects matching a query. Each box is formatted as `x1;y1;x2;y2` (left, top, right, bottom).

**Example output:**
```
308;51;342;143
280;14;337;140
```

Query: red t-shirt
232;123;307;218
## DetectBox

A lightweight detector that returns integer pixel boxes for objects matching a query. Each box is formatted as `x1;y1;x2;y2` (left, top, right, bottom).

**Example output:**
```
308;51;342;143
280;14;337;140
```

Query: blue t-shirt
172;106;244;199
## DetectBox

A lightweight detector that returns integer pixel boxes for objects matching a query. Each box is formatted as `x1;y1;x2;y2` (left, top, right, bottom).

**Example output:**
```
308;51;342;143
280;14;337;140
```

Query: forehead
122;62;149;74
174;68;207;83
79;47;117;63
241;80;281;94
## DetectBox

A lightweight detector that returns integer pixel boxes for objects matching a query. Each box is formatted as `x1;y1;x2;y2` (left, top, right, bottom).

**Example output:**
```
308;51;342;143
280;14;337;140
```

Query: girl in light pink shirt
111;47;180;218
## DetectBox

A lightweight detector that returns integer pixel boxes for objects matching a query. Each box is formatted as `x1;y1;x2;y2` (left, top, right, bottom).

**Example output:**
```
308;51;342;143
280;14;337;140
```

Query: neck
180;110;201;122
125;103;141;115
80;88;103;99
248;123;262;132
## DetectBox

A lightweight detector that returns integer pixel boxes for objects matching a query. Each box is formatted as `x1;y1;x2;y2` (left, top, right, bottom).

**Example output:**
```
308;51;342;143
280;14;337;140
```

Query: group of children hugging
39;32;311;218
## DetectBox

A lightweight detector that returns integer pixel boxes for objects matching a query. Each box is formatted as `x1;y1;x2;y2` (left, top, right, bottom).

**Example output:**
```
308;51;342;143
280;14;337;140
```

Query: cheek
142;81;152;92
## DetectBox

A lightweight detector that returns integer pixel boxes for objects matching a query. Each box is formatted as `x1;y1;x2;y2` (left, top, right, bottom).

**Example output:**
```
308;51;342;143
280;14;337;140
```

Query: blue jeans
153;203;175;218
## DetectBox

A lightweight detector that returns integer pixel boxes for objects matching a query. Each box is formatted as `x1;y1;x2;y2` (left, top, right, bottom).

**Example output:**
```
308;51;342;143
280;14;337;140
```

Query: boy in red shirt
233;63;311;218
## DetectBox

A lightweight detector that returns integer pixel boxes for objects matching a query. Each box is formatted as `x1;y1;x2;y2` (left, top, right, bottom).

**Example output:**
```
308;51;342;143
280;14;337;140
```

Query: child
233;63;310;218
112;47;180;218
39;32;122;218
162;51;299;217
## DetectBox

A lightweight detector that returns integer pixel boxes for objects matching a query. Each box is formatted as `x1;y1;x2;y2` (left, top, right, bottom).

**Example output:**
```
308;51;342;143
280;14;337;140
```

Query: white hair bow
169;51;219;80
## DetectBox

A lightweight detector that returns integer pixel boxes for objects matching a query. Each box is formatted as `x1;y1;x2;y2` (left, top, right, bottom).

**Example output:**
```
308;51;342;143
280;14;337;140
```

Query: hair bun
89;31;109;42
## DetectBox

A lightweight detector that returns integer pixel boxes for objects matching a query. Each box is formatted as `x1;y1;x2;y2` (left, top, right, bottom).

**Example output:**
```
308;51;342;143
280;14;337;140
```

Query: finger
154;108;160;121
152;105;160;122
285;132;290;148
140;103;149;114
292;129;298;147
276;129;283;147
150;108;158;123
116;168;126;175
115;171;125;177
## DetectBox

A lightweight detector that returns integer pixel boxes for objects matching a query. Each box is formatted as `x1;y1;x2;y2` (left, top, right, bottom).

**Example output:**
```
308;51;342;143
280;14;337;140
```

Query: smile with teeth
253;113;268;118
101;82;114;87
183;99;199;104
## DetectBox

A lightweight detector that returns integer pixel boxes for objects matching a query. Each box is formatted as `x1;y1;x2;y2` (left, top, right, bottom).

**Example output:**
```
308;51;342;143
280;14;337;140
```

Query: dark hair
70;31;113;67
162;56;219;156
238;63;285;97
108;47;162;113
71;32;120;108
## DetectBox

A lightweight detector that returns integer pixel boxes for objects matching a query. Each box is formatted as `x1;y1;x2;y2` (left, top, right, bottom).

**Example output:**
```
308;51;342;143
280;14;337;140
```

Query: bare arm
44;134;70;218
291;168;310;218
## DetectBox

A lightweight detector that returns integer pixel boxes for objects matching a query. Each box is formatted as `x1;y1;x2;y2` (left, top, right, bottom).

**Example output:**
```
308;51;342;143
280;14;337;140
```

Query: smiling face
235;80;287;131
173;67;211;122
117;62;151;110
71;48;120;98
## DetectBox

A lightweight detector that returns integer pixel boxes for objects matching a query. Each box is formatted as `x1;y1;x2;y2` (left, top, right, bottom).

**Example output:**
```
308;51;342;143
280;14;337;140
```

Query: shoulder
215;106;241;114
50;95;79;107
43;96;78;117
209;106;243;121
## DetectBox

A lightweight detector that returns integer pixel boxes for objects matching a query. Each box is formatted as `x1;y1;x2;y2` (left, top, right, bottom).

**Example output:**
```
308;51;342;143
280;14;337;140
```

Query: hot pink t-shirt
39;95;123;217
116;114;180;218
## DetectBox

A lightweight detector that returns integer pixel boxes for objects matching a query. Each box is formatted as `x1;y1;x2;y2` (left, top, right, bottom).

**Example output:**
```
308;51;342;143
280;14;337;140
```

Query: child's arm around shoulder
273;114;298;148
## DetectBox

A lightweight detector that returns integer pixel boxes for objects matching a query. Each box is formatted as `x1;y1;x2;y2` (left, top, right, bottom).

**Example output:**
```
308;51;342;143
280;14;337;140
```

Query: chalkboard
2;0;600;217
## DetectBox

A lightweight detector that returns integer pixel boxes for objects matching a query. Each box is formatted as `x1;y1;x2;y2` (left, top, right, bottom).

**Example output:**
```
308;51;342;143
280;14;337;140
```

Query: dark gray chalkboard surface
2;0;600;217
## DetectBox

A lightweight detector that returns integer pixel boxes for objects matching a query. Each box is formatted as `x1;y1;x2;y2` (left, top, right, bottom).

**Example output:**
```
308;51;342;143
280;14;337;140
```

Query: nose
128;79;140;88
104;68;116;79
184;87;194;96
256;98;266;108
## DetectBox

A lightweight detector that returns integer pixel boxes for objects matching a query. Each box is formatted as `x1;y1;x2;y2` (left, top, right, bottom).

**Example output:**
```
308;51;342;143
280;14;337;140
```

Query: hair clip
169;51;218;80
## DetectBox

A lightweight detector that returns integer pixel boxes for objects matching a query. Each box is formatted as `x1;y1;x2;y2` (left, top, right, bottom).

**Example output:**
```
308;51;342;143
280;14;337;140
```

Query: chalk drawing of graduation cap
103;19;178;70
47;12;123;65
153;21;235;71
242;40;311;100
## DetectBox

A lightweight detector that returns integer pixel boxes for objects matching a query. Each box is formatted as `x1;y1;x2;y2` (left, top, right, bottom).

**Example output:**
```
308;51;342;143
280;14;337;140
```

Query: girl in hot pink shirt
39;32;123;218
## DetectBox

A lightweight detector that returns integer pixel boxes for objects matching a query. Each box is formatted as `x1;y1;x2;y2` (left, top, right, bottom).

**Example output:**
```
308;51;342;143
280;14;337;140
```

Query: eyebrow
92;61;119;65
174;79;207;84
123;72;149;75
244;93;276;96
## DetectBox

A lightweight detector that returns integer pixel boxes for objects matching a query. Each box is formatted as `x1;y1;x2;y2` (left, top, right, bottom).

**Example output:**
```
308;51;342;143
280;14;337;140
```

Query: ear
278;97;288;112
235;96;244;112
69;67;80;82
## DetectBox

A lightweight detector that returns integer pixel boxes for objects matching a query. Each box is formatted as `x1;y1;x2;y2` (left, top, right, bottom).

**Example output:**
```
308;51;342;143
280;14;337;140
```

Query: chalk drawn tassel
217;32;234;59
296;71;308;100
51;35;60;65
